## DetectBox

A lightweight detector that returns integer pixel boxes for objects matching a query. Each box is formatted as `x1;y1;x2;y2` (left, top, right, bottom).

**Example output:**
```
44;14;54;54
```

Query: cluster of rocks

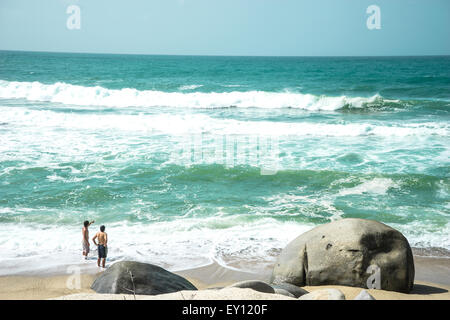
90;218;415;300
225;280;375;300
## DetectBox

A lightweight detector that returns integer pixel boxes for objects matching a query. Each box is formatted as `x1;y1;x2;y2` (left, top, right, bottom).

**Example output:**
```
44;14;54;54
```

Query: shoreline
0;253;448;300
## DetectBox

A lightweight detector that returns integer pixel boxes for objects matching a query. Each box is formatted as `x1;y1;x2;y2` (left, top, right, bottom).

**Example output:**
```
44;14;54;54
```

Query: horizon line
1;49;449;59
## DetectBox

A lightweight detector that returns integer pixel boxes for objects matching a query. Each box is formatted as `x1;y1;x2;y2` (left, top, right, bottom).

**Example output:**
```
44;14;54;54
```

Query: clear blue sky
0;0;449;56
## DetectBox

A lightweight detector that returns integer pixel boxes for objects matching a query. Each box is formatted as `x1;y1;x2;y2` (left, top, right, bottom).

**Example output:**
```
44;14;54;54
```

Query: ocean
0;51;448;275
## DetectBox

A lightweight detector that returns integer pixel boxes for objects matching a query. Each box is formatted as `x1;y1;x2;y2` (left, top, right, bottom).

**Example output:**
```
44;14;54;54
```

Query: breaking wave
0;80;394;110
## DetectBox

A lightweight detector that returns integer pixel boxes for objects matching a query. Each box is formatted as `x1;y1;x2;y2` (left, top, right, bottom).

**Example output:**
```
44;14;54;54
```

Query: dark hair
84;220;89;227
100;225;105;232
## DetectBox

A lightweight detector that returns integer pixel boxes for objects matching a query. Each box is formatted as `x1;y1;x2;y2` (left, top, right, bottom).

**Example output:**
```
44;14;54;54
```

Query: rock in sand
91;261;197;295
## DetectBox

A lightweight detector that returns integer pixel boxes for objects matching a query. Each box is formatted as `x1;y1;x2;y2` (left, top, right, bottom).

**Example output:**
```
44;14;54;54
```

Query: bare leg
97;258;101;267
102;258;106;268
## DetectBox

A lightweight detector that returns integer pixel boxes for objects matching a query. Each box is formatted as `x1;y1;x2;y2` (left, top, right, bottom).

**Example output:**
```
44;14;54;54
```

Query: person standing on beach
93;225;108;268
82;220;95;259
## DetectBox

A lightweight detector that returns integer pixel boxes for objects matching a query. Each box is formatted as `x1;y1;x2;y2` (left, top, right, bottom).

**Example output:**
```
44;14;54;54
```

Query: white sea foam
338;178;400;196
0;217;312;275
262;193;344;221
0;106;448;137
178;84;203;90
391;221;450;251
0;79;385;110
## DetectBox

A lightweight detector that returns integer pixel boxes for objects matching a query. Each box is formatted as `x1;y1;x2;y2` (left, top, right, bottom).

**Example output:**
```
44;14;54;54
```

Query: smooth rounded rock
91;261;197;295
271;218;415;293
271;283;309;298
227;280;275;294
274;288;295;298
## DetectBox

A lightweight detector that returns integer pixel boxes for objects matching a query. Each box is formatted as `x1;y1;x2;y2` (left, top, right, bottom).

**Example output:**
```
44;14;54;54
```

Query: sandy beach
0;253;448;300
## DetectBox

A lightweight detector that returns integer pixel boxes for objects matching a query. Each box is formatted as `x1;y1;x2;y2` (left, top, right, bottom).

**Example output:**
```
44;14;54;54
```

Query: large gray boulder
271;218;414;293
91;261;197;295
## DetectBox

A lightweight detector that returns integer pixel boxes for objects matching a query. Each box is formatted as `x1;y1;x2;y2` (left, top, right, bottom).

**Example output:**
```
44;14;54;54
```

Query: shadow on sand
411;284;448;295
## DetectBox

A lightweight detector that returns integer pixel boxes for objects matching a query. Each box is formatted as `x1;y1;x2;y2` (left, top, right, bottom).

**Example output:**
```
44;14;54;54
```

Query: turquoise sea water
0;51;449;274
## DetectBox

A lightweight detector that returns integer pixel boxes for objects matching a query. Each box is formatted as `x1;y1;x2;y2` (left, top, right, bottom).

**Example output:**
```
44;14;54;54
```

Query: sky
0;0;449;56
